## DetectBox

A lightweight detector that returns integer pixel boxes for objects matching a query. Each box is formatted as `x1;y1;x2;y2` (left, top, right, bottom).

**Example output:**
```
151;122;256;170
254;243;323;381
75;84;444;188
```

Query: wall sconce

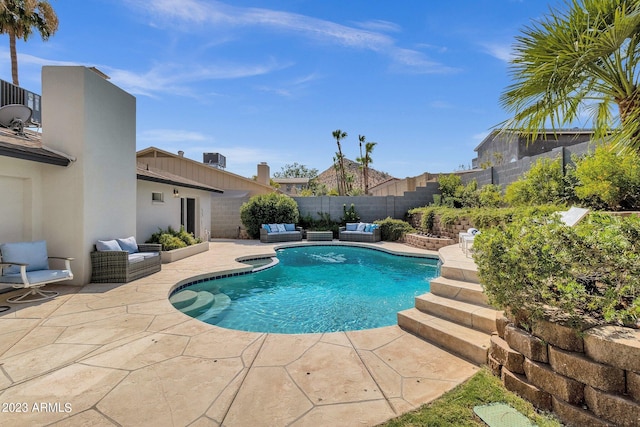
173;188;180;198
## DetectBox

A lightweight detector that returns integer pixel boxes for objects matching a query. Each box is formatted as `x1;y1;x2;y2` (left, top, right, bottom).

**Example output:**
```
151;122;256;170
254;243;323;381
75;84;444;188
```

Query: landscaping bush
573;144;640;210
298;212;341;236
374;217;415;241
147;225;201;251
473;212;640;329
504;157;573;206
240;193;300;239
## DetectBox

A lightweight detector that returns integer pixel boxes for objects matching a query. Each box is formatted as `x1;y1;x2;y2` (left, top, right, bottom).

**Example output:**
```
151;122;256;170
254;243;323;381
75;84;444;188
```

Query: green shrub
298;212;341;236
504;157;572;206
158;234;187;251
240;193;300;239
574;144;640;210
146;225;201;250
474;213;640;329
374;217;415;241
341;203;360;223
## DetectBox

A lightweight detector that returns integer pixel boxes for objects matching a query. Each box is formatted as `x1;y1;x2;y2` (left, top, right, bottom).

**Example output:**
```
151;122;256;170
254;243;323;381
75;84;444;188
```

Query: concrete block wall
294;182;439;224
461;140;598;189
210;196;250;238
491;320;640;426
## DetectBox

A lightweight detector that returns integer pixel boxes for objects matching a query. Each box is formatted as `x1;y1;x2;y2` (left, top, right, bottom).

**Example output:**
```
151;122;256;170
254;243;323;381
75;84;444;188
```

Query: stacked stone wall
408;212;475;239
490;320;640;426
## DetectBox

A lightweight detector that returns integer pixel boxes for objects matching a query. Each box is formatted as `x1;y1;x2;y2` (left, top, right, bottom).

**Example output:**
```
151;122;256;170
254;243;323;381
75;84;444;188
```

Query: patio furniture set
260;222;381;243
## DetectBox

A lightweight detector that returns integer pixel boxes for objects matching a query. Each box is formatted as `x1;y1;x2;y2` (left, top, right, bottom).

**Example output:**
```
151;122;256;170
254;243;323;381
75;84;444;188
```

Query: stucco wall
137;180;212;242
41;66;136;285
0;156;45;243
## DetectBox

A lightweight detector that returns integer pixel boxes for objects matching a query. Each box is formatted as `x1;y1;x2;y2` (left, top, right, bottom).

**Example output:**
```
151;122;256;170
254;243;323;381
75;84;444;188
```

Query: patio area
0;239;479;427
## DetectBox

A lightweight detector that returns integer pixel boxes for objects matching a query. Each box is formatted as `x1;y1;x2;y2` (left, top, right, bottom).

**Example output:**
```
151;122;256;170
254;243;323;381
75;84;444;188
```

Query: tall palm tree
357;134;365;192
500;0;640;152
332;129;348;195
362;141;377;195
0;1;59;86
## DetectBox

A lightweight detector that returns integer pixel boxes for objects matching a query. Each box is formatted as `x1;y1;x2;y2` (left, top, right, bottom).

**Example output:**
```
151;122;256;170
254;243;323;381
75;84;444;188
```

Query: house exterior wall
136;180;212;242
0;156;45;243
41;66;136;285
137;153;272;196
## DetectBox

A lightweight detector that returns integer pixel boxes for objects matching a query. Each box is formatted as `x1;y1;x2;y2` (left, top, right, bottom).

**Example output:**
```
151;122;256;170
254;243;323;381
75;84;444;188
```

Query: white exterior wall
41;66;136;284
0;156;45;243
136;180;212;243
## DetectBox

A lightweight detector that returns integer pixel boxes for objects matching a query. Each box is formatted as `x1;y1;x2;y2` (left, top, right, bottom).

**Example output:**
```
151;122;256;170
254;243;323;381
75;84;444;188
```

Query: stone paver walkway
0;239;479;426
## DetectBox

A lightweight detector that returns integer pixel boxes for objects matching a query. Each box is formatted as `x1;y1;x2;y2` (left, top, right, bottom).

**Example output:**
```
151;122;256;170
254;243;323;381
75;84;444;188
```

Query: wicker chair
90;243;161;283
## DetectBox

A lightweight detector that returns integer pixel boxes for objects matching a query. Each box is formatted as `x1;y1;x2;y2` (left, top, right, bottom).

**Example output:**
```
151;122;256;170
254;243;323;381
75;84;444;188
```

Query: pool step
181;291;215;317
429;276;489;307
415;293;498;334
397;244;502;365
169;289;199;310
196;293;232;321
398;308;490;365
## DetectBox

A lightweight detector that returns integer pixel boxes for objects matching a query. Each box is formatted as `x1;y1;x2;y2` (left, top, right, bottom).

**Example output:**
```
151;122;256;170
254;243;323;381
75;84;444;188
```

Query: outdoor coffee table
307;231;333;241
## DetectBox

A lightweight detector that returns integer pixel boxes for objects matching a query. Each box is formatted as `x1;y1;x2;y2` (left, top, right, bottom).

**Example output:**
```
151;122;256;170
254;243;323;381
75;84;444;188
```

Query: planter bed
161;241;209;263
405;233;455;251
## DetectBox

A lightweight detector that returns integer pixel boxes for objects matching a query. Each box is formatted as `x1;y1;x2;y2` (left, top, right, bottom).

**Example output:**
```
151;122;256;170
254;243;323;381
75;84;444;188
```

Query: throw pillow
96;239;122;252
284;223;295;231
276;224;286;232
116;236;139;254
346;223;358;231
268;224;279;233
263;224;271;232
356;223;366;232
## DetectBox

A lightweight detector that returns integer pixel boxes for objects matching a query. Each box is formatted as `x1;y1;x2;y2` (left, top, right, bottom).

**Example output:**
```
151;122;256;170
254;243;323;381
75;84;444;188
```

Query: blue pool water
170;245;439;334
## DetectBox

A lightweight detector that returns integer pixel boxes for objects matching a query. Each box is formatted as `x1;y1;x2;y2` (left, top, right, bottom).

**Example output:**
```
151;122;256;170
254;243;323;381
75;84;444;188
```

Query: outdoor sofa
260;223;303;243
90;236;161;283
339;223;381;243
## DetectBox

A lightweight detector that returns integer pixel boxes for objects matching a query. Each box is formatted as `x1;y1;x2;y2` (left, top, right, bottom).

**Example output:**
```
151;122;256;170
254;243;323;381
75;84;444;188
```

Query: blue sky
0;0;564;179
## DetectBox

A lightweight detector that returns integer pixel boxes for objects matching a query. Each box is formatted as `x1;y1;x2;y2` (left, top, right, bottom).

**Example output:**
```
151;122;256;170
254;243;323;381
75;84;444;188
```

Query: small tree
240;193;300;239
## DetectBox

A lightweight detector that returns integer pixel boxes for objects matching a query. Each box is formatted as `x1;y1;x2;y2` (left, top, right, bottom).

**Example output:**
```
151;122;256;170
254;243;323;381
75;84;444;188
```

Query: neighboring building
136;148;275;238
136;163;223;243
273;177;310;195
472;129;594;169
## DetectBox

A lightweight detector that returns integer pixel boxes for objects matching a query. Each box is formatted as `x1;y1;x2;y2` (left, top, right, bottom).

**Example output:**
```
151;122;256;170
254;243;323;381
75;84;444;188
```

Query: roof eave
0;146;71;166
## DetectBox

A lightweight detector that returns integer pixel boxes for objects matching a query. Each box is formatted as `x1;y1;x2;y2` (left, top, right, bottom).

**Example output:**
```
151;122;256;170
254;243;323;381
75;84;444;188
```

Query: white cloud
124;0;456;74
138;129;209;143
481;42;514;63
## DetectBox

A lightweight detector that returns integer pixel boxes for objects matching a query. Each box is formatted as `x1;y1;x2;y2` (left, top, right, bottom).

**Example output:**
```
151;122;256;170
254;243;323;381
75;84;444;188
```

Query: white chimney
178;150;184;157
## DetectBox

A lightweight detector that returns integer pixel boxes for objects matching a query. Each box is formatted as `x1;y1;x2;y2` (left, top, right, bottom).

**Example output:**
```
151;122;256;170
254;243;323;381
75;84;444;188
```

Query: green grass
379;368;563;427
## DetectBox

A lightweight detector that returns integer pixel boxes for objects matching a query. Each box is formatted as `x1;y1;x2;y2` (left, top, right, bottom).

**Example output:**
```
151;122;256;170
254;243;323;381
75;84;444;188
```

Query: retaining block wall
490;320;640;427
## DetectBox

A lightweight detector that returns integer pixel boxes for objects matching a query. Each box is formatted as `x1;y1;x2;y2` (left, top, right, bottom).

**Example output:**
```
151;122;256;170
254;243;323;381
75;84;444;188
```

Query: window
152;192;164;203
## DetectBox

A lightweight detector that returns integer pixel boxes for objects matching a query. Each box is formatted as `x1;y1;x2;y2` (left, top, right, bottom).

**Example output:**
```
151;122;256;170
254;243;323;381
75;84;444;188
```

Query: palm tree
500;0;640;152
0;1;59;86
357;134;365;192
332;129;348;195
362;141;377;195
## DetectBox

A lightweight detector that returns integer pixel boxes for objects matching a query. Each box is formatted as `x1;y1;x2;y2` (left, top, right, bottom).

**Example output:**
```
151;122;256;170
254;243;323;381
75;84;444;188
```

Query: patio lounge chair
0;240;73;303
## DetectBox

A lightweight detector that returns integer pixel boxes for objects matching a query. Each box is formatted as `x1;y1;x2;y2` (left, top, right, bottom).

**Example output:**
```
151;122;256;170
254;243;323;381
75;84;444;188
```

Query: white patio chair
0;240;73;303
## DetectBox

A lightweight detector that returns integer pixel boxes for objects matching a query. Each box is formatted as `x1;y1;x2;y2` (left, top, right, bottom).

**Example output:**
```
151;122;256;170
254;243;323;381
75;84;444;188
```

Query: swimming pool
170;245;439;333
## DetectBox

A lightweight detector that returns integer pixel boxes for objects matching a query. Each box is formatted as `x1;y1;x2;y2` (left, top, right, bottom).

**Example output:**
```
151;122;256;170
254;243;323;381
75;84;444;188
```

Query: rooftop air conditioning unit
0;79;41;126
203;152;226;169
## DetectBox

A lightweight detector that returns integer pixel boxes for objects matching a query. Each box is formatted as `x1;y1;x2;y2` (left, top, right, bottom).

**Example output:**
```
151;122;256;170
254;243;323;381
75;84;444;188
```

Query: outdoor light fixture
173;188;180;198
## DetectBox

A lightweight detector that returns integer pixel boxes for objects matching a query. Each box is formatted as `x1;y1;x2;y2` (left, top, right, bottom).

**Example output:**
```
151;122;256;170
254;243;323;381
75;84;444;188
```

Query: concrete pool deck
0;239;479;426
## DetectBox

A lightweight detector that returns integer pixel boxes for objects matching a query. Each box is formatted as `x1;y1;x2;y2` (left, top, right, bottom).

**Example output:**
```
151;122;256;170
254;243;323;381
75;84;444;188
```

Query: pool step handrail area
397;244;502;365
